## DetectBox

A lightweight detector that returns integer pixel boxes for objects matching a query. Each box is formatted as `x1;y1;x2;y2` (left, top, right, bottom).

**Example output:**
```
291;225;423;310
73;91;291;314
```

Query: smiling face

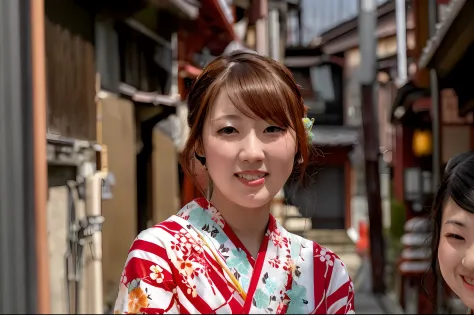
438;198;474;309
201;91;296;209
182;52;310;210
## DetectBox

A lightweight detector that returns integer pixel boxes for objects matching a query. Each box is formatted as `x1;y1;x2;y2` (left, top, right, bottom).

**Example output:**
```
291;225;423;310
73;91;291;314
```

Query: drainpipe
255;0;269;55
83;169;108;314
395;0;407;85
269;7;280;61
79;75;107;314
31;0;51;312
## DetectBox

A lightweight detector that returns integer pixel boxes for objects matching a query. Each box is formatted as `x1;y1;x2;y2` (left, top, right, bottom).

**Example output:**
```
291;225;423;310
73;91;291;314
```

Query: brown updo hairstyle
180;50;313;191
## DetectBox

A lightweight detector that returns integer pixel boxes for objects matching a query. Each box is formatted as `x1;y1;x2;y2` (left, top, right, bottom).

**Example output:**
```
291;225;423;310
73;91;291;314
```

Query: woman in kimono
114;51;355;314
427;151;474;313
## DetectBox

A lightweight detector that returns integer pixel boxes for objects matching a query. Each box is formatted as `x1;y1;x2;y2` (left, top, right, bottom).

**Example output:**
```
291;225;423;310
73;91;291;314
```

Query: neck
210;188;271;257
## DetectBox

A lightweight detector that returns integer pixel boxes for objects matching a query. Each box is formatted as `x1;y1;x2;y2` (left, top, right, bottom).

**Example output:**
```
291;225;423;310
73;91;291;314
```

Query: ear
194;140;207;166
194;139;205;157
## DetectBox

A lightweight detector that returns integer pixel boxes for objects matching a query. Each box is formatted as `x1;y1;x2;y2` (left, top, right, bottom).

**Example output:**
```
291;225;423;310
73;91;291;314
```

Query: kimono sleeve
114;228;179;314
325;252;355;314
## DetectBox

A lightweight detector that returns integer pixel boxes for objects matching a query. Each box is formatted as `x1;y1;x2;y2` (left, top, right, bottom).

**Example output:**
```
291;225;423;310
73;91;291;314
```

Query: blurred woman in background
429;151;474;313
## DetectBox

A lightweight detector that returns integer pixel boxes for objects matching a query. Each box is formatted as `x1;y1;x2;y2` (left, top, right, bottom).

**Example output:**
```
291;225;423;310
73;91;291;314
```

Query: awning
284;55;344;68
149;0;199;20
310;126;359;147
389;80;430;123
118;83;181;106
443;43;474;116
418;0;471;75
416;0;474;116
284;56;323;68
76;0;148;19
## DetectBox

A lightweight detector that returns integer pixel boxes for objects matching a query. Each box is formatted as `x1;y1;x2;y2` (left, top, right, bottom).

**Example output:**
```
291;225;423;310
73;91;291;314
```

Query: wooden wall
45;0;96;141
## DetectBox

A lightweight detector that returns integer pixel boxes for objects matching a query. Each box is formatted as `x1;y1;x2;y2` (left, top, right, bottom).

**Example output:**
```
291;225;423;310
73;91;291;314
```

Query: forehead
210;91;238;115
442;198;474;223
208;90;258;120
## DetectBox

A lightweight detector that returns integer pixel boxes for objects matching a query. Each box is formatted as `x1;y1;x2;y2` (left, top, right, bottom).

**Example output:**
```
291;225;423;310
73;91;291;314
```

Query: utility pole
427;0;442;312
297;0;303;46
358;0;386;294
0;0;47;313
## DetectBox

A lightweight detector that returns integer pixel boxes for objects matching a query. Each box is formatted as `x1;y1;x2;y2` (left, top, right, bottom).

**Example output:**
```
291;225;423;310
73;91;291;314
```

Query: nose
239;130;264;162
463;245;474;270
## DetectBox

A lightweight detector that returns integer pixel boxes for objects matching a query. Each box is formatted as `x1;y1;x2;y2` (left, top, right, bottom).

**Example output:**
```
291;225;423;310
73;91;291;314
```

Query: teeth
465;277;474;285
238;174;265;181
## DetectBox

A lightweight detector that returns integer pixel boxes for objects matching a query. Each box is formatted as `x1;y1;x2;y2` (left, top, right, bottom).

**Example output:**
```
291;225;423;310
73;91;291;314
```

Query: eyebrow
444;220;465;227
211;114;243;122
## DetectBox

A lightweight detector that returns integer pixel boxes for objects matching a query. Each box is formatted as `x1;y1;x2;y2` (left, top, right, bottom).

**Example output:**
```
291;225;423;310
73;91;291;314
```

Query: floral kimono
114;198;355;314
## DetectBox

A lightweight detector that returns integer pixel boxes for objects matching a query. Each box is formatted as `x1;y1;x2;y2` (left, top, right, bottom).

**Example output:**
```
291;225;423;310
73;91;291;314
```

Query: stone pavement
355;293;385;314
355;292;404;314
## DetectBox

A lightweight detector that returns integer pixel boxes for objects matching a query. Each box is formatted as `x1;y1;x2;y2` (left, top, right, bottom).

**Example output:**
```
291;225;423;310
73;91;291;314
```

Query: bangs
211;62;299;128
448;174;474;214
444;152;474;214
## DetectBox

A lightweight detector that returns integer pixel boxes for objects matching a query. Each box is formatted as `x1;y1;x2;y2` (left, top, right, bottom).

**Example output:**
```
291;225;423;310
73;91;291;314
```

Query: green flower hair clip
302;117;315;144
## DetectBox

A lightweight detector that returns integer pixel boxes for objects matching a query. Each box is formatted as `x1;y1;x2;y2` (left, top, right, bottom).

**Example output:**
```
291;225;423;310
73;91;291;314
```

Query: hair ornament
302;117;315;145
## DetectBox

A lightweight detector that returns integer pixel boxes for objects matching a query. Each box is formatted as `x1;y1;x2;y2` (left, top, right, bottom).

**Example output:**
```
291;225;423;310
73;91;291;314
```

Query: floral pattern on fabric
114;198;355;314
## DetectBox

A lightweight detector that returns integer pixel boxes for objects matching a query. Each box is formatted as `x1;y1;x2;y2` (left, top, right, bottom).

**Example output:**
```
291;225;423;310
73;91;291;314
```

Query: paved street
355;293;385;314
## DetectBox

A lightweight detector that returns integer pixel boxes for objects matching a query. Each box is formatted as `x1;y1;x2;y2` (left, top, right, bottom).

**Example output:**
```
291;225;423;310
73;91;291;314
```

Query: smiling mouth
463;276;474;286
236;173;267;181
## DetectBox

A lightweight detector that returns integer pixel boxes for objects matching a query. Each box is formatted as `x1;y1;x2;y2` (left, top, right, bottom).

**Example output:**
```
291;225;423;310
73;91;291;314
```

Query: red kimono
114;198;355;314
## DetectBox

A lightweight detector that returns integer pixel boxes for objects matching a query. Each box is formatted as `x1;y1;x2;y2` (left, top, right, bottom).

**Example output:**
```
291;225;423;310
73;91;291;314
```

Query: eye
446;233;465;241
264;126;286;133
218;126;237;135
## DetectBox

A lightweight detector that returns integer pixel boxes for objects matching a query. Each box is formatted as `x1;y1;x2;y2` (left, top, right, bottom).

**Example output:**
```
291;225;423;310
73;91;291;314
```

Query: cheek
438;238;463;275
194;159;208;190
269;135;297;165
204;137;235;164
438;240;454;284
203;138;237;183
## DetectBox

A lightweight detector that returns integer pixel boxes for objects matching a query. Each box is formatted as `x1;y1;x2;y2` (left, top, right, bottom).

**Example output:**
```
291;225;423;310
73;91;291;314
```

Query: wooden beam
413;0;430;88
434;1;474;77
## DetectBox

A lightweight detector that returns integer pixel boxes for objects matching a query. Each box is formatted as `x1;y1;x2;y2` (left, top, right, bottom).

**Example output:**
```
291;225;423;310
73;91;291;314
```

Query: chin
231;190;274;209
454;280;474;310
460;296;474;311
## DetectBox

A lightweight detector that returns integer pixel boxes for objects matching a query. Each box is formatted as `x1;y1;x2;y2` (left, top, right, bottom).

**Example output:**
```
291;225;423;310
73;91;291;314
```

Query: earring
297;156;304;164
194;152;206;166
206;177;213;210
